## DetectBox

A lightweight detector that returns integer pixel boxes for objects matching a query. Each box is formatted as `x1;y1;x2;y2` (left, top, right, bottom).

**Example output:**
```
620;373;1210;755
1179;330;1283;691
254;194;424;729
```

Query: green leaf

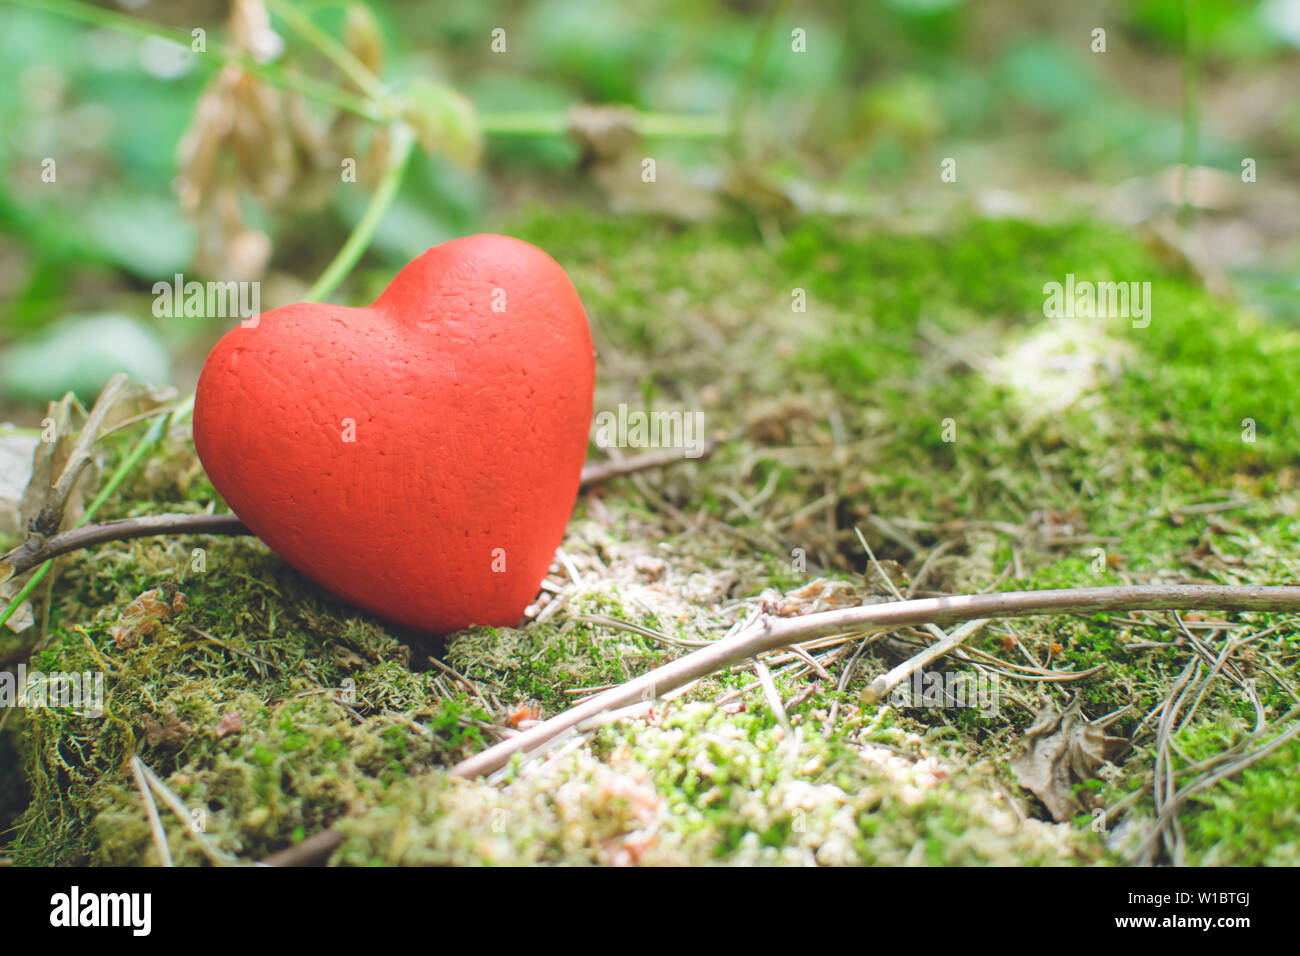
0;313;171;403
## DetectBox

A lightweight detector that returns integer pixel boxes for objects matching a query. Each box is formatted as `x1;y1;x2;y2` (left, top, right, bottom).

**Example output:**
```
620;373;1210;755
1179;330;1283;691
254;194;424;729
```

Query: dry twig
0;450;714;583
452;584;1300;778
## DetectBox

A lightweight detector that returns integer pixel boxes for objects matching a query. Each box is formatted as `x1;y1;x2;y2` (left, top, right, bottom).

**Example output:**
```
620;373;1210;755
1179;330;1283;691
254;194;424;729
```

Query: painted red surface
194;234;595;635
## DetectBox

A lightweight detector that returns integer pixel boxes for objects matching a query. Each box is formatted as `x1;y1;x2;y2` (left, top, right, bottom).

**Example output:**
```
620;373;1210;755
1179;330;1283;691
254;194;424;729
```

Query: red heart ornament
193;234;595;636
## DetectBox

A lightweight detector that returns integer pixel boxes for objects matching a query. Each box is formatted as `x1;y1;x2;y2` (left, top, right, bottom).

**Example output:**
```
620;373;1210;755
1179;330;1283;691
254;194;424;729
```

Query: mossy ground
2;207;1297;865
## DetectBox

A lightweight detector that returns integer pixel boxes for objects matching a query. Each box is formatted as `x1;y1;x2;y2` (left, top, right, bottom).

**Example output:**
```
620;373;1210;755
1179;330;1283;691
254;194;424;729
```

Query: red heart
193;234;595;635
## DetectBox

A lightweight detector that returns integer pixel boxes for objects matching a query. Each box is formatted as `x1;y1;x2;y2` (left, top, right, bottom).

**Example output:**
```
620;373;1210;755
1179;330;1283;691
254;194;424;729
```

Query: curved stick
1;514;251;580
451;584;1300;779
0;450;709;582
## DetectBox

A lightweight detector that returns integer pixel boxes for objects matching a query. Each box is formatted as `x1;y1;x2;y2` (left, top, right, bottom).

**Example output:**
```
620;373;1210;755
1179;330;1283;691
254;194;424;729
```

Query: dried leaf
214;712;244;739
110;587;181;649
142;710;193;749
18;393;89;535
0;585;34;635
777;577;873;616
1010;698;1125;821
97;382;178;434
3;395;91;635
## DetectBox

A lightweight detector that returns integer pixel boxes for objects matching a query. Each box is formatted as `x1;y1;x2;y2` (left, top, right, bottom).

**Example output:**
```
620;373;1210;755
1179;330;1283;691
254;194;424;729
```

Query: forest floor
2;205;1299;865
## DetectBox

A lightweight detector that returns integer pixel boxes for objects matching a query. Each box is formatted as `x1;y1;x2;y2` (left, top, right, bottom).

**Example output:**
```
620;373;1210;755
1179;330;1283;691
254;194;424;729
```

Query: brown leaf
142;710;193;748
19;393;92;536
778;578;869;616
1010;698;1125;822
214;712;244;739
110;587;178;649
3;395;90;635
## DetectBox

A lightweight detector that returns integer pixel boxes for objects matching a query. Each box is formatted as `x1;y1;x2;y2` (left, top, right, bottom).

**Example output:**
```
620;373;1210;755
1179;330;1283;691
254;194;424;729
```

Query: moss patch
3;207;1297;865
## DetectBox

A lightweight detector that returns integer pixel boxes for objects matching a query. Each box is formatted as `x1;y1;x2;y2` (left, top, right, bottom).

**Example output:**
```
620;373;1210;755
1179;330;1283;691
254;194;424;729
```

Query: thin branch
129;755;173;867
578;441;717;487
1;514;251;581
260;828;344;867
267;0;388;102
1;448;713;584
452;584;1300;778
854;527;999;704
861;618;990;705
136;757;238;867
18;1;729;134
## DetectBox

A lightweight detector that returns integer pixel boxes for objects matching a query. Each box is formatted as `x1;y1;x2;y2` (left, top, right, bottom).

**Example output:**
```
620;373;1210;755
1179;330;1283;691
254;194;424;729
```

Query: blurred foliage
0;0;1298;409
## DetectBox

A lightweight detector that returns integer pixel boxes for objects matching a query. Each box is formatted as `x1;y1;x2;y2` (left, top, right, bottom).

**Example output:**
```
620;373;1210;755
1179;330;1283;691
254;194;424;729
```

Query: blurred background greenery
0;0;1298;420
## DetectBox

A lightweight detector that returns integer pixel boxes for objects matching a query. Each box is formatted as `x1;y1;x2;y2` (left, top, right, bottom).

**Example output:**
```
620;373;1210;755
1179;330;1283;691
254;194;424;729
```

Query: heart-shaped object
194;234;595;635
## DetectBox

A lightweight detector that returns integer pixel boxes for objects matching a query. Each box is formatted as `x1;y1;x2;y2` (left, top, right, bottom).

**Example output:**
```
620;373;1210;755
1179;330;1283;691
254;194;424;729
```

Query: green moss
3;207;1297;865
447;607;674;716
335;702;1090;865
1102;720;1300;866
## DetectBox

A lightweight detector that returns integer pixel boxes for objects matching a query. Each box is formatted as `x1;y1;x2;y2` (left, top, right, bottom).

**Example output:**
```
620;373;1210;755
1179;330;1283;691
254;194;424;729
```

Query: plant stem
304;122;414;303
16;0;727;143
266;0;388;103
478;111;725;138
1178;0;1202;226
